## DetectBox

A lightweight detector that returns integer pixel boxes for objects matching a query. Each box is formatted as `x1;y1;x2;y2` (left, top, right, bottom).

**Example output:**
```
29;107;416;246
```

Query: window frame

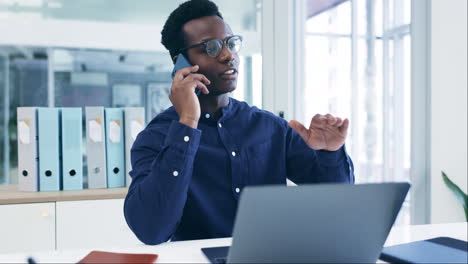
0;53;10;185
269;0;430;224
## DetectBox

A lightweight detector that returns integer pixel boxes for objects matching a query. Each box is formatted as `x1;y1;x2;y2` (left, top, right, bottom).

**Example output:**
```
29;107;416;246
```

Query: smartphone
171;53;192;79
171;53;201;95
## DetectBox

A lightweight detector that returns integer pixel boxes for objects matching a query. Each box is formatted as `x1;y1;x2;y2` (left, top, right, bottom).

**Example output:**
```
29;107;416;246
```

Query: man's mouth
220;68;238;80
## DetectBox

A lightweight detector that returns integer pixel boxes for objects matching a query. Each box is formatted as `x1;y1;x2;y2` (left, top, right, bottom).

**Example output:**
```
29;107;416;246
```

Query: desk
0;222;466;263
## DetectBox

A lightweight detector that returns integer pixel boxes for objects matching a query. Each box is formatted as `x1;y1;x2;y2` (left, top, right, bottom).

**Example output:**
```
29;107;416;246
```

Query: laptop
202;182;410;263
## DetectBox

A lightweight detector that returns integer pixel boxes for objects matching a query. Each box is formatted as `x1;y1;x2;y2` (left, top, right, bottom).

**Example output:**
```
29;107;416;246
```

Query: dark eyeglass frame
178;35;243;58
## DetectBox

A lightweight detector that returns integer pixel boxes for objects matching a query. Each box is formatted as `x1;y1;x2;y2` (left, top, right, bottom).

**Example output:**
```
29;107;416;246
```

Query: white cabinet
56;198;142;250
0;203;55;254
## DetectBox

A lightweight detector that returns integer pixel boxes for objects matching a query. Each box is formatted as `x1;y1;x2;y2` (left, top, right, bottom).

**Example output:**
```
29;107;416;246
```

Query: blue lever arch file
61;108;83;191
105;108;125;188
38;108;61;191
380;237;468;263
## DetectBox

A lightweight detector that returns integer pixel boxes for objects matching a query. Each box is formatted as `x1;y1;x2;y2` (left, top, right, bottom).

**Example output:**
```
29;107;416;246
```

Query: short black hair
161;0;223;59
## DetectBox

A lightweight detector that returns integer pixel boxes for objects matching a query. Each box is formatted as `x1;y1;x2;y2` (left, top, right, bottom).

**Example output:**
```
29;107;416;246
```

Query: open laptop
202;182;410;263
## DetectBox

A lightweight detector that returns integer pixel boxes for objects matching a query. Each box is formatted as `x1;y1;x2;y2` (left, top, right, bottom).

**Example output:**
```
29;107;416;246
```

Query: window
0;0;262;185
302;0;411;224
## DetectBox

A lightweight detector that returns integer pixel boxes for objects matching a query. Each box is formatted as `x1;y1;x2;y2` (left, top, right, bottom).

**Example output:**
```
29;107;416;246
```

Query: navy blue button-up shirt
124;98;354;245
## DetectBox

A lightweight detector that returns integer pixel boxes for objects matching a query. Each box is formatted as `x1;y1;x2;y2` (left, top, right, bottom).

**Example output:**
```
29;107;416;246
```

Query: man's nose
218;45;234;63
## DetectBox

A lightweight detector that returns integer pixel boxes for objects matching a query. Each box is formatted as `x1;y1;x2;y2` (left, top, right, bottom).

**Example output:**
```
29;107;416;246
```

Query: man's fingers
311;113;349;129
195;81;209;94
310;114;327;129
200;75;211;85
334;117;343;127
289;120;309;141
175;65;200;80
325;114;338;125
339;118;350;134
190;73;211;85
182;74;211;88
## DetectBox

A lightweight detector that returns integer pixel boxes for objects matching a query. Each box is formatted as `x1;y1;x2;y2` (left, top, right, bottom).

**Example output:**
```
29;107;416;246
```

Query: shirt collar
221;97;235;118
200;97;237;123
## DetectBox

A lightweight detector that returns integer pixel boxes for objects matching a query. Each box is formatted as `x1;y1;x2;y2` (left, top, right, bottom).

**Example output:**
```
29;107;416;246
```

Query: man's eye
206;41;221;52
206;44;218;52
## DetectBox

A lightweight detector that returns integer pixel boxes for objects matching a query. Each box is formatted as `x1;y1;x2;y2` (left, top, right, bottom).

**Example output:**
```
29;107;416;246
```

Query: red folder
77;250;158;264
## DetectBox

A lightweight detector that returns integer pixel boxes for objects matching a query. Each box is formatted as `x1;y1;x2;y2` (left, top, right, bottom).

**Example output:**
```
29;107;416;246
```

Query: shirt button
172;171;179;177
218;123;222;128
184;136;190;142
205;113;210;119
235;188;240;193
231;151;236;157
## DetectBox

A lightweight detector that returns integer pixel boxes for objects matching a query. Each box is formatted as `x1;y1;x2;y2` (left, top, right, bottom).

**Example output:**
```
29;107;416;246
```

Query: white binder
104;108;125;188
123;107;145;186
17;107;39;191
85;107;107;189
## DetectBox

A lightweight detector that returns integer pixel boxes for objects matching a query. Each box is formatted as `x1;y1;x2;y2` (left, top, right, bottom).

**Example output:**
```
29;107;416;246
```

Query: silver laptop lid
228;183;410;263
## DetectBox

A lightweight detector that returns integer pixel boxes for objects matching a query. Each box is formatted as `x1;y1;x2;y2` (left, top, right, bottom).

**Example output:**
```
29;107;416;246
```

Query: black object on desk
380;236;468;263
202;246;230;264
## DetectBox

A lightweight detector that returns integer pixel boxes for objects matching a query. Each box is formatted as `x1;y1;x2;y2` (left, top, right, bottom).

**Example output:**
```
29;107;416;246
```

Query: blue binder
61;108;83;191
38;108;61;191
105;108;125;188
380;237;468;263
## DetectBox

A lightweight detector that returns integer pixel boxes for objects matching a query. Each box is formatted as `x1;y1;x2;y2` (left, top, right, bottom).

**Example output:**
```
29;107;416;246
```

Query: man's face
182;16;240;96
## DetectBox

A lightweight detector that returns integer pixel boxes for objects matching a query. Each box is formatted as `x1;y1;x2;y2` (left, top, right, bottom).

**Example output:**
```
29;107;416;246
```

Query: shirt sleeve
124;120;201;245
285;125;355;184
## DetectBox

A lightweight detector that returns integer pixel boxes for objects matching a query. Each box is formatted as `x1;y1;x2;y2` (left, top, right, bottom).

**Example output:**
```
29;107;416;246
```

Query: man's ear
172;55;178;65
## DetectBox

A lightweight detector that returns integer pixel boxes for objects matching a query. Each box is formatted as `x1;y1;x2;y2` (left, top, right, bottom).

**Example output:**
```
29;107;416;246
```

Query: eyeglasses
179;35;243;58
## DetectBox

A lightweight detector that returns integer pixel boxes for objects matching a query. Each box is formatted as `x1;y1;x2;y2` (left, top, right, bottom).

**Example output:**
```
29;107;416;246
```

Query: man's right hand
169;65;210;128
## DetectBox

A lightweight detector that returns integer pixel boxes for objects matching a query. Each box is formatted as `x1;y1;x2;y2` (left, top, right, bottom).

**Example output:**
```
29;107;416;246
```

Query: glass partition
0;0;262;185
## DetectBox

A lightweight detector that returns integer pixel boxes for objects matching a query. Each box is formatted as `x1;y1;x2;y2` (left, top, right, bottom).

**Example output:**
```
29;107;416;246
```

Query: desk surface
0;222;466;263
0;185;128;205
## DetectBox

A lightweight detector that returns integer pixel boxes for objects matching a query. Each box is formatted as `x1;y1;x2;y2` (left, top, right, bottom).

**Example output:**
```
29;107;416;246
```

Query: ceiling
0;0;259;31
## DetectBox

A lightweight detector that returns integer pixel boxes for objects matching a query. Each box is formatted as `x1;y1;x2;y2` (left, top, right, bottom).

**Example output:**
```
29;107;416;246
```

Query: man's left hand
289;114;349;151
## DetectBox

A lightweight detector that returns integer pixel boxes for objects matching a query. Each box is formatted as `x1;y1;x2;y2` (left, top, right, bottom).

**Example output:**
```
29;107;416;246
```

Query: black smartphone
171;53;201;95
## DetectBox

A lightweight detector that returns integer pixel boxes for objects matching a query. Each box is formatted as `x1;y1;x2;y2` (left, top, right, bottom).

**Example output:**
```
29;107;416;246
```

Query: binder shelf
0;185;128;205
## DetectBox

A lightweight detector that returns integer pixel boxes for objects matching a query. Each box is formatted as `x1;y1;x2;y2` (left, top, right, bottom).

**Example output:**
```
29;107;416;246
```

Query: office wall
430;0;467;223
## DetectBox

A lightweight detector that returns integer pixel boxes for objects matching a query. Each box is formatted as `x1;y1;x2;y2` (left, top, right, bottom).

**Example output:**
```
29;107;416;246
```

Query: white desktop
0;222;465;263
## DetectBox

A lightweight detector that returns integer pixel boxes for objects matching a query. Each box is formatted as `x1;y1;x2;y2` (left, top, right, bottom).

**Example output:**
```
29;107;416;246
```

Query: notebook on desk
77;251;158;264
379;236;468;263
